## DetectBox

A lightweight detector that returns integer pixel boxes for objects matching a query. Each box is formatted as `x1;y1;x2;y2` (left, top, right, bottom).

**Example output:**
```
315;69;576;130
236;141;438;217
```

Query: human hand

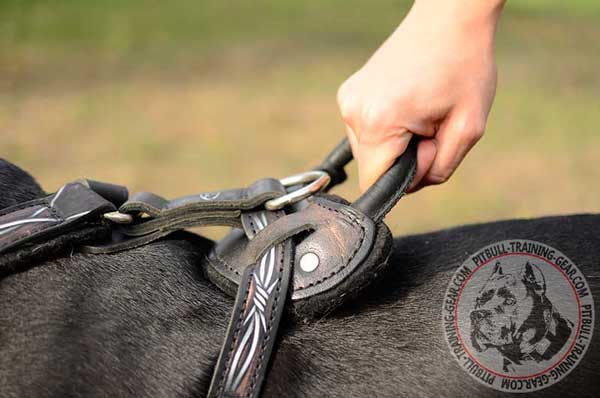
337;0;505;192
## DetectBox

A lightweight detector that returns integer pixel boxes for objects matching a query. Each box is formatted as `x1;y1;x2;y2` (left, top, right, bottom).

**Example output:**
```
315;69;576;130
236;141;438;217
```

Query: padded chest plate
205;195;393;319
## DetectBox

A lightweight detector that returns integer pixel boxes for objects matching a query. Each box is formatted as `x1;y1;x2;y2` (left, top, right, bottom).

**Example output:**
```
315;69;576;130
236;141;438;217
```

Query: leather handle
317;135;418;222
315;138;354;190
352;136;417;222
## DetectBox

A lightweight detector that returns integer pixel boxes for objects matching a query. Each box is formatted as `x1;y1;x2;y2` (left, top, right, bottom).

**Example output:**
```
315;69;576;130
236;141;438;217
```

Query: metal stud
299;252;320;273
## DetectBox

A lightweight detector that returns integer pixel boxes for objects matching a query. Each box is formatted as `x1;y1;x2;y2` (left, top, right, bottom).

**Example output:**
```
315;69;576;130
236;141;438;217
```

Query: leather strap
83;179;286;253
0;181;122;254
119;179;283;218
315;138;353;189
208;209;293;398
315;136;418;222
352;136;418;222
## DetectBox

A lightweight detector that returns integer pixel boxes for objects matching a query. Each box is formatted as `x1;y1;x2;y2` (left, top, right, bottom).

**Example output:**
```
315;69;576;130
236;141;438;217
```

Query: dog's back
1;160;598;398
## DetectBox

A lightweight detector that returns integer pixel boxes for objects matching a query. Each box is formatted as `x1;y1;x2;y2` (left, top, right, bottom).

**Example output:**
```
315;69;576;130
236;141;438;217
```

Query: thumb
356;131;413;192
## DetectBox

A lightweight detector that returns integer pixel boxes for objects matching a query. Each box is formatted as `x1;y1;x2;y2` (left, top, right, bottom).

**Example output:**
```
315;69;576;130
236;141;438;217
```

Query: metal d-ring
265;170;331;211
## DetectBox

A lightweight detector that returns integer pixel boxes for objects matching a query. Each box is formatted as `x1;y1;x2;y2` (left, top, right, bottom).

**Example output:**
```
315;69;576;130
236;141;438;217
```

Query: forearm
412;0;505;19
409;0;506;37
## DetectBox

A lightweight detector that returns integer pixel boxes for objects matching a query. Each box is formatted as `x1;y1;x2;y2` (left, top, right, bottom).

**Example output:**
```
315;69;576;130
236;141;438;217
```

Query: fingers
343;104;486;194
422;109;486;186
342;105;486;193
345;124;410;192
339;83;436;193
338;73;487;193
355;131;413;192
407;138;437;192
344;125;360;161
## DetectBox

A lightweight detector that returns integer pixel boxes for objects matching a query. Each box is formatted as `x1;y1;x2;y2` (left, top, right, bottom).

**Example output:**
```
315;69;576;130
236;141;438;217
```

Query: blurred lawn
1;0;599;237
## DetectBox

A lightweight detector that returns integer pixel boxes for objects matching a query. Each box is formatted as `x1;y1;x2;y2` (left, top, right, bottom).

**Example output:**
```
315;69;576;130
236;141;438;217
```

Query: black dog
0;159;599;397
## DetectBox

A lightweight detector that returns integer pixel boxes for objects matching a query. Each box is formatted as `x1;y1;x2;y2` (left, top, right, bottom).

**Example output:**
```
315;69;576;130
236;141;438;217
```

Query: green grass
1;0;599;237
1;1;598;53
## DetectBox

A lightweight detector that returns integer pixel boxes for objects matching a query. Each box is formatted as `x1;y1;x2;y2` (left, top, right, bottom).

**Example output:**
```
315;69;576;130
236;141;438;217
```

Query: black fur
0;161;598;397
0;159;45;207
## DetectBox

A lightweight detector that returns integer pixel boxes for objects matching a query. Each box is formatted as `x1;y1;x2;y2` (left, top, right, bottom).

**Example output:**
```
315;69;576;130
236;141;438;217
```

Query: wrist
409;0;505;37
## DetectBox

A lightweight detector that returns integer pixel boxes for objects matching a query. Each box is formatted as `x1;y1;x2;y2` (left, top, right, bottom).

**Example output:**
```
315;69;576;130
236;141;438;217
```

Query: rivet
299;252;319;272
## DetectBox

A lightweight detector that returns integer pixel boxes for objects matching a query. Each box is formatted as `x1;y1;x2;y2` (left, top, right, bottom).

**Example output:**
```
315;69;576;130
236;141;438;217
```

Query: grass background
1;0;599;237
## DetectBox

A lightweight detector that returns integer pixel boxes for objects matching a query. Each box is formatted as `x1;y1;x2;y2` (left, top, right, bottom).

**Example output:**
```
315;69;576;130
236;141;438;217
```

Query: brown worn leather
0;182;117;255
208;207;294;398
205;194;390;319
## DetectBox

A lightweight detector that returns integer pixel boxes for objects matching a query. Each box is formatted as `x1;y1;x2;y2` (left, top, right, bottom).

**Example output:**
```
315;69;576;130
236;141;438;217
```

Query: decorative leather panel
208;209;294;398
0;182;116;254
206;196;377;305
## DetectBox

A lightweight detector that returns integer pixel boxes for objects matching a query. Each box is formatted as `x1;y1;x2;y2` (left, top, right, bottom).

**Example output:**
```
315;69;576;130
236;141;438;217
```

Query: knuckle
453;115;486;143
338;103;355;124
360;101;395;132
472;125;485;141
338;99;356;124
337;85;359;123
468;120;486;142
336;81;349;106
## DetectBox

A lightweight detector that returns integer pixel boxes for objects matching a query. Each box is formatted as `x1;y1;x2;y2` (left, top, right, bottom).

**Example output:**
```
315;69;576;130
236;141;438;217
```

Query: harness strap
82;178;287;254
208;209;293;398
314;136;418;222
0;180;125;255
315;138;353;189
353;136;417;222
120;178;283;217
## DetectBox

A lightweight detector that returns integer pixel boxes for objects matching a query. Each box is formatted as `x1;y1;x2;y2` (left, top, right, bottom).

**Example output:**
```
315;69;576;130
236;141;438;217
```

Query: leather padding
204;194;393;320
290;219;392;320
0;224;111;277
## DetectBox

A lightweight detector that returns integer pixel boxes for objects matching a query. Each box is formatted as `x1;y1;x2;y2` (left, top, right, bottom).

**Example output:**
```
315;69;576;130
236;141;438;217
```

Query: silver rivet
299;252;319;273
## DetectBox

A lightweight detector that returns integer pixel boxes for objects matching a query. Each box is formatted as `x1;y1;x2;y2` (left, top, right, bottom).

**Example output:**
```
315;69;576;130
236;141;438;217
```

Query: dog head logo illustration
442;240;594;392
470;261;573;372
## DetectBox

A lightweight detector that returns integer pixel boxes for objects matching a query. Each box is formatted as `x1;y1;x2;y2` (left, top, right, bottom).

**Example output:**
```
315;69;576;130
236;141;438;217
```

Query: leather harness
0;137;417;397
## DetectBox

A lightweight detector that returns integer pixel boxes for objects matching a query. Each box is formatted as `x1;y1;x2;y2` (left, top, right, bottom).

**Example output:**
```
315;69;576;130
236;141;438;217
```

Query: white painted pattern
225;211;280;392
0;184;91;239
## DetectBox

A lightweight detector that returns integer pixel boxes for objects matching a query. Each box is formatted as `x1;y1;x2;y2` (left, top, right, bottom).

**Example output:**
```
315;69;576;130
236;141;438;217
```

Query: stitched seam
247;243;286;396
246;216;257;236
210;203;367;292
375;161;416;221
213;252;242;276
216;212;259;394
47;199;62;220
211;213;257;277
294;202;366;291
216;269;253;395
